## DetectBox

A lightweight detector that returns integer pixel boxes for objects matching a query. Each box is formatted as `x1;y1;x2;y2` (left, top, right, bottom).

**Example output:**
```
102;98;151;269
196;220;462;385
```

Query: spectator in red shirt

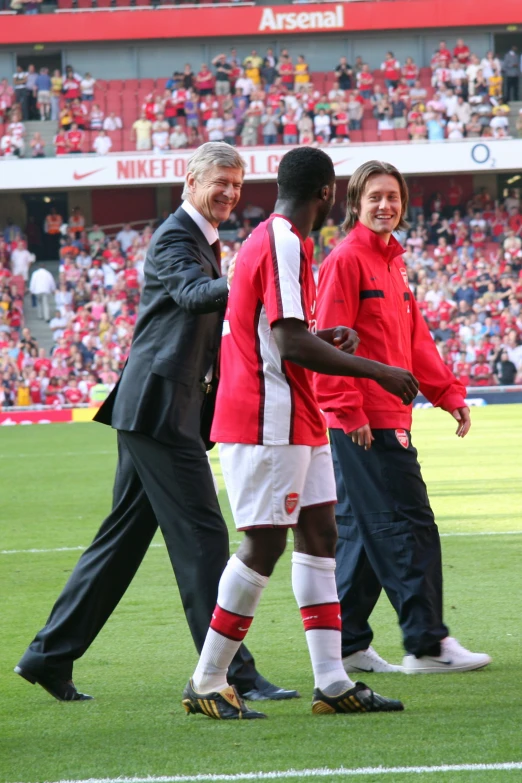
470;354;494;386
54;131;67;156
34;347;52;376
142;93;159;122
27;370;43;404
332;102;350;139
402;57;419;87
66;123;84;154
381;52;401;90
277;53;294;91
432;41;453;69
63;376;85;405
453;38;470;66
63;75;80;101
357;64;374;99
70;98;88;129
195;64;214;96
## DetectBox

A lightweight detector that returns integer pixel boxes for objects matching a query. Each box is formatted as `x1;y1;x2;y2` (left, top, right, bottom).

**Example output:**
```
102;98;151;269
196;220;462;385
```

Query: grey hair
182;142;246;199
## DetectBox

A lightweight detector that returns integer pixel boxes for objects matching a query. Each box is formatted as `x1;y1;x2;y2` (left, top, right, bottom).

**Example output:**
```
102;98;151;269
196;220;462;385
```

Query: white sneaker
402;637;492;674
343;646;404;673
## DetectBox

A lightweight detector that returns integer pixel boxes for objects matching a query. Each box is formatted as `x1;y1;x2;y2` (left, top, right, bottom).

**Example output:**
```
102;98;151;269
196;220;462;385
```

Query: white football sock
193;554;268;693
292;551;354;693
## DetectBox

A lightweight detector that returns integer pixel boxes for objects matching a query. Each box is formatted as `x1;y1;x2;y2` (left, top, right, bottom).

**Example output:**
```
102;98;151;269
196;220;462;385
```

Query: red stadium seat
122;106;137;128
96;0;112;7
115;0;130;5
124;79;139;92
107;79;125;92
363;118;378;130
139;78;155;92
108;131;123;152
380;129;395;142
135;0;151;5
76;0;93;8
57;0;73;7
362;129;379;142
419;67;432;80
349;130;363;143
311;71;328;92
394;128;409;141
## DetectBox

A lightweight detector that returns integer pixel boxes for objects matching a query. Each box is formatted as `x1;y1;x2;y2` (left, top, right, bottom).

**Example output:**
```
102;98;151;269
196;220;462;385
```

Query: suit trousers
19;429;258;691
330;428;449;657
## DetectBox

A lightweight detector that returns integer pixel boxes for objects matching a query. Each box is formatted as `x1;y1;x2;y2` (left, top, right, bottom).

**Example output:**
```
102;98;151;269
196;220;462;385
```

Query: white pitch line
439;530;522;538
2;531;521;556
13;761;522;783
0;543;165;555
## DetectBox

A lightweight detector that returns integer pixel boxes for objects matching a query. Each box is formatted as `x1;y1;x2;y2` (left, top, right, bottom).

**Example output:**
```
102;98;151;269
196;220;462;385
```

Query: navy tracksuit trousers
330;427;449;657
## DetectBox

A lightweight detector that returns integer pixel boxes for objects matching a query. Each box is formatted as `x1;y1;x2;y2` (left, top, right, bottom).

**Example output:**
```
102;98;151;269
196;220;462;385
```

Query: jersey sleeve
410;295;467;411
260;217;306;326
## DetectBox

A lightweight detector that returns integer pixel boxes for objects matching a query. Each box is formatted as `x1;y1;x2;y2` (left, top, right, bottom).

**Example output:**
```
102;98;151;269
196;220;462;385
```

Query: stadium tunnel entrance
16;50;63;76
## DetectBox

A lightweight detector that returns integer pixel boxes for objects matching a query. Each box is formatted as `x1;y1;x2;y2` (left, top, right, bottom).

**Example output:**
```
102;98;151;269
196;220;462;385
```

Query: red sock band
210;604;254;642
300;602;342;632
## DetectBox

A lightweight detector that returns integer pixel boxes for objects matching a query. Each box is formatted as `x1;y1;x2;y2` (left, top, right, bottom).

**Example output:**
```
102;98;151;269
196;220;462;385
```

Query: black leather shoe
239;674;300;701
14;665;93;702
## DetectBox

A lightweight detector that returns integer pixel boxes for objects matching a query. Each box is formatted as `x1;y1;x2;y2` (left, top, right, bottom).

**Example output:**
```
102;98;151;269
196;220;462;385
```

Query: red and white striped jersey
211;214;328;446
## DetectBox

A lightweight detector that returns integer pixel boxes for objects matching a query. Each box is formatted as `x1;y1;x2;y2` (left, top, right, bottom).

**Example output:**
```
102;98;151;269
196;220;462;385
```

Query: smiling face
186;165;243;227
357;174;402;243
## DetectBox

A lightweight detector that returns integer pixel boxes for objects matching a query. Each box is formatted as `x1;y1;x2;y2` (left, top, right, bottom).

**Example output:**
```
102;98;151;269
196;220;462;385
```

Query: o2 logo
471;143;490;164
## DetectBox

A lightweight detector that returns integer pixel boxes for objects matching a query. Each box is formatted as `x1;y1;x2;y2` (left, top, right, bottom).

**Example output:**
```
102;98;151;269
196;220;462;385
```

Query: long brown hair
342;160;409;233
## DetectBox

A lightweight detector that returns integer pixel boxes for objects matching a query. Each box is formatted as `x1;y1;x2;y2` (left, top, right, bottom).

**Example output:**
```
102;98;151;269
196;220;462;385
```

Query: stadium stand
0;39;520;157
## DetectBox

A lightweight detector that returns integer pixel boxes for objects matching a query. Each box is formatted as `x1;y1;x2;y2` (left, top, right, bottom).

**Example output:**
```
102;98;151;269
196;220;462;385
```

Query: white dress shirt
181;200;221;385
181;199;219;245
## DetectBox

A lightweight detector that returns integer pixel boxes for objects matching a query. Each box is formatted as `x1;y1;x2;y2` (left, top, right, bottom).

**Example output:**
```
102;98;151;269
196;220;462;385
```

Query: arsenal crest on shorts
285;493;299;515
395;429;409;449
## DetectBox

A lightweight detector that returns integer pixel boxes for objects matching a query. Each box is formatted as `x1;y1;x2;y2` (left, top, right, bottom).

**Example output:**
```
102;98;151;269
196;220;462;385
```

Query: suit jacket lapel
174;206;221;278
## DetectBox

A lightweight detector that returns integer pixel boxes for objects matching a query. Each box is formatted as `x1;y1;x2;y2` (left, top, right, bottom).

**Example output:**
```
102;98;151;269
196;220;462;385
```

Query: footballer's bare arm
272;318;418;405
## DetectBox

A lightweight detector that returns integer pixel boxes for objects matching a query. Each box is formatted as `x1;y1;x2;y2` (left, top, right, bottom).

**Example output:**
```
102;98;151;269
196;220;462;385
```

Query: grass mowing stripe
15;762;522;782
2;531;522;555
0;451;114;459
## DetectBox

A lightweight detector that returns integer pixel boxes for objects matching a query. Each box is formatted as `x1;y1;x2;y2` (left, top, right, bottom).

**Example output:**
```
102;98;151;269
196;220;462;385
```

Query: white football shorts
219;443;337;531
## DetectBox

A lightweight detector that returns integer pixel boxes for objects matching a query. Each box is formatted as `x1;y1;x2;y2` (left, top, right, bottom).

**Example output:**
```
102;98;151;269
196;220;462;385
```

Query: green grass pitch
1;405;521;783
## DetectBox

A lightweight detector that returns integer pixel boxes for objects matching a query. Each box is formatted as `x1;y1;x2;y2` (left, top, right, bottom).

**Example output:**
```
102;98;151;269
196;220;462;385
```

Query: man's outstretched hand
451;406;471;437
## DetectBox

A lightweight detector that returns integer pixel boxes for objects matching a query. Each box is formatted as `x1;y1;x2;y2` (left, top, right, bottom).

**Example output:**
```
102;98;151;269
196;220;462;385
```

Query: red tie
211;240;221;274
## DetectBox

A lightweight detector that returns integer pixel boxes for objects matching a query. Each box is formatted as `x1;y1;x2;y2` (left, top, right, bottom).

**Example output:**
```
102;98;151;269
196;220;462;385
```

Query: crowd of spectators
1;183;522;408
1;40;521;157
395;187;522;387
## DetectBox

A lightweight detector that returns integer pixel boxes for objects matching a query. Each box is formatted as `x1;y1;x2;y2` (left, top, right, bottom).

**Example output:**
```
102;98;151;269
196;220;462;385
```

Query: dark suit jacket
94;206;228;447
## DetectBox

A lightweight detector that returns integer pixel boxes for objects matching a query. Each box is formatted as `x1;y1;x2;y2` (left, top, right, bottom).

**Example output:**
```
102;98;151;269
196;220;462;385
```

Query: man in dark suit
15;142;297;704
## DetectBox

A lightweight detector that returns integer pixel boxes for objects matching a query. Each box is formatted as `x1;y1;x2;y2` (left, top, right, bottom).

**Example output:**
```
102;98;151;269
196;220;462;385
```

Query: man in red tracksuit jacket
315;160;491;674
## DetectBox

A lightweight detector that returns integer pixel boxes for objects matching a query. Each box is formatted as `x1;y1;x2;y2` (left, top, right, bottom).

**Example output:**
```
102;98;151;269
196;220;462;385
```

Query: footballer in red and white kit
186;148;413;721
211;212;336;530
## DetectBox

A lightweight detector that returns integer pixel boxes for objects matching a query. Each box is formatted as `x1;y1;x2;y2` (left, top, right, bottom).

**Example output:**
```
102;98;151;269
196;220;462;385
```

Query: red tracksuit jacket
315;221;466;432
